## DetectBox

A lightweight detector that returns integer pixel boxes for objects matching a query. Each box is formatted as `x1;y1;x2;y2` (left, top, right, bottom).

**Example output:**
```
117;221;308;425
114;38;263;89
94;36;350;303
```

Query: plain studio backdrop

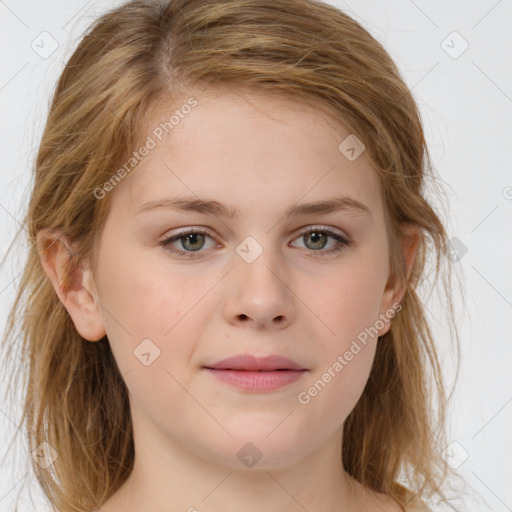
0;1;511;511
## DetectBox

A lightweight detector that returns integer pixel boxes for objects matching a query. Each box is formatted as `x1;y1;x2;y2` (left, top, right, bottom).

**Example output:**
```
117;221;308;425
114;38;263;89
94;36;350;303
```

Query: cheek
296;252;385;413
96;246;218;385
97;259;215;430
99;243;213;333
296;267;382;423
297;340;377;434
309;256;387;347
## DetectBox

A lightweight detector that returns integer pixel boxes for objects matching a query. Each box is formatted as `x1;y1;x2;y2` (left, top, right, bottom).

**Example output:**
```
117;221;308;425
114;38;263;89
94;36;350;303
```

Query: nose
222;244;296;330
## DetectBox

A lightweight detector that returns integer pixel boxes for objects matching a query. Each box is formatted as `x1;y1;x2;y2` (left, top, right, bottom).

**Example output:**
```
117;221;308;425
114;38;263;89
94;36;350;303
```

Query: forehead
112;89;383;220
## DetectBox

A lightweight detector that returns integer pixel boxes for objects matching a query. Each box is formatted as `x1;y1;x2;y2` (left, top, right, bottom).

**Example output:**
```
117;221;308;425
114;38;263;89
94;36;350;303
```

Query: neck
102;420;365;512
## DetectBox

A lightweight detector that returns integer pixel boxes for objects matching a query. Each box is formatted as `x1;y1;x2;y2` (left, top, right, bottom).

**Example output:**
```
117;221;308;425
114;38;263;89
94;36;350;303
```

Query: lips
204;354;306;371
203;354;308;392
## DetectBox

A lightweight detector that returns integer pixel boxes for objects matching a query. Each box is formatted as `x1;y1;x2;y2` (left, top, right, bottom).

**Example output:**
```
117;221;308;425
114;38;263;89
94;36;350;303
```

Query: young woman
1;0;462;510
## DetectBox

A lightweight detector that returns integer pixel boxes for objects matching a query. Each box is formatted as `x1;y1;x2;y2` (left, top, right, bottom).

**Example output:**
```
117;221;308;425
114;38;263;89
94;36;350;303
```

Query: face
48;90;410;471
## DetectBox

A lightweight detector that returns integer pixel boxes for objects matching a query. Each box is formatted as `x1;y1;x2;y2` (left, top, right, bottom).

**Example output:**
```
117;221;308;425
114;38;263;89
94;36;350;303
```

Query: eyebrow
134;194;371;219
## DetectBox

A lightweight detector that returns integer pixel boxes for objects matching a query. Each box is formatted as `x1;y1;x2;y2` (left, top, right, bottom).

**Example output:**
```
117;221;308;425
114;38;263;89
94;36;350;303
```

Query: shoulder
404;498;432;512
372;493;431;512
350;480;431;512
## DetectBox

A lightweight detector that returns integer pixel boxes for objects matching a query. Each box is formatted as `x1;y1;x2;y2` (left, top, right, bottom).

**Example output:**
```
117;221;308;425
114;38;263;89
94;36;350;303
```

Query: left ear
377;222;422;336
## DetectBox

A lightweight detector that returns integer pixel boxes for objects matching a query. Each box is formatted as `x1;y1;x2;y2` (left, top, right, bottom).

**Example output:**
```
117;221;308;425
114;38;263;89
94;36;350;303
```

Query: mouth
202;354;308;392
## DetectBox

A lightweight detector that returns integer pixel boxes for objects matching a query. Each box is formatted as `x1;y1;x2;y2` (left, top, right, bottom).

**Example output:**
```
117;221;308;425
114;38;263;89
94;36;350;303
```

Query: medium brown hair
1;0;463;510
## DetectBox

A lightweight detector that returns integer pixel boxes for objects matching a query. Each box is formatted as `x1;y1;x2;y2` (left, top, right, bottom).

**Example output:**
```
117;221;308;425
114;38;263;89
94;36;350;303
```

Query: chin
195;430;310;471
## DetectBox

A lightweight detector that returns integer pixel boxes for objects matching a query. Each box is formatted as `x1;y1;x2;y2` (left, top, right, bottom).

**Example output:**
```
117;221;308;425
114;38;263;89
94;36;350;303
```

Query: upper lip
204;354;307;371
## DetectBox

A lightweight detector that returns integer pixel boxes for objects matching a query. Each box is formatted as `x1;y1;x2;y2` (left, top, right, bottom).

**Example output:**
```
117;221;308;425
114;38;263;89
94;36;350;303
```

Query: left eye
291;227;350;254
160;226;351;257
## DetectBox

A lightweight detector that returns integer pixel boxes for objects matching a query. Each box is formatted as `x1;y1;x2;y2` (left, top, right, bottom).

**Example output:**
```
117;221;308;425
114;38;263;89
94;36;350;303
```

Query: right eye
160;228;220;257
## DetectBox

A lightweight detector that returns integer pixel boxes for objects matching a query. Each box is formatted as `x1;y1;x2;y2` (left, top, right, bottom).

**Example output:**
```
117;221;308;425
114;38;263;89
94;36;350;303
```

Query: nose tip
224;259;296;330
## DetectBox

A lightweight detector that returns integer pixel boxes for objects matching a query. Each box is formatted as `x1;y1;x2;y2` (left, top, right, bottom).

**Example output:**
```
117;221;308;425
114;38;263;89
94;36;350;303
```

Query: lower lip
204;369;307;392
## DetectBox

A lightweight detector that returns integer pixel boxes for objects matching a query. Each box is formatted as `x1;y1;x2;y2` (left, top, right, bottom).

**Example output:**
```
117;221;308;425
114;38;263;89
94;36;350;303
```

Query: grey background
1;0;511;510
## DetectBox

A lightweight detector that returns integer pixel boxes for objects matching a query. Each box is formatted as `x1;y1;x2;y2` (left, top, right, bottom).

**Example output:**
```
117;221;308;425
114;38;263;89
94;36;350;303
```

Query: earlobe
377;223;422;336
36;228;106;342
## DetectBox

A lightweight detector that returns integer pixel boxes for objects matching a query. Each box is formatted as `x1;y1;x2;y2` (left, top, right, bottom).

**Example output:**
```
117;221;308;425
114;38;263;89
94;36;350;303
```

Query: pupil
307;232;326;249
184;233;204;251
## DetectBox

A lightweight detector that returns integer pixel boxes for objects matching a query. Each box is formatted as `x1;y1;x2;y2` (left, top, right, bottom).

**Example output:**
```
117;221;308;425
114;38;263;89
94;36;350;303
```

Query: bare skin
38;89;419;512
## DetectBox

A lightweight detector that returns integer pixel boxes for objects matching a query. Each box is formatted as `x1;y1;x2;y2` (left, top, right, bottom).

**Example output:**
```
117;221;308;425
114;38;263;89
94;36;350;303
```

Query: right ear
36;228;106;342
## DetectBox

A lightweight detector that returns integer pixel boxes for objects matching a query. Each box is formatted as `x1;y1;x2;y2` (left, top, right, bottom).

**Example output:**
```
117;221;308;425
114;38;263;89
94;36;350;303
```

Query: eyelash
159;226;351;258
